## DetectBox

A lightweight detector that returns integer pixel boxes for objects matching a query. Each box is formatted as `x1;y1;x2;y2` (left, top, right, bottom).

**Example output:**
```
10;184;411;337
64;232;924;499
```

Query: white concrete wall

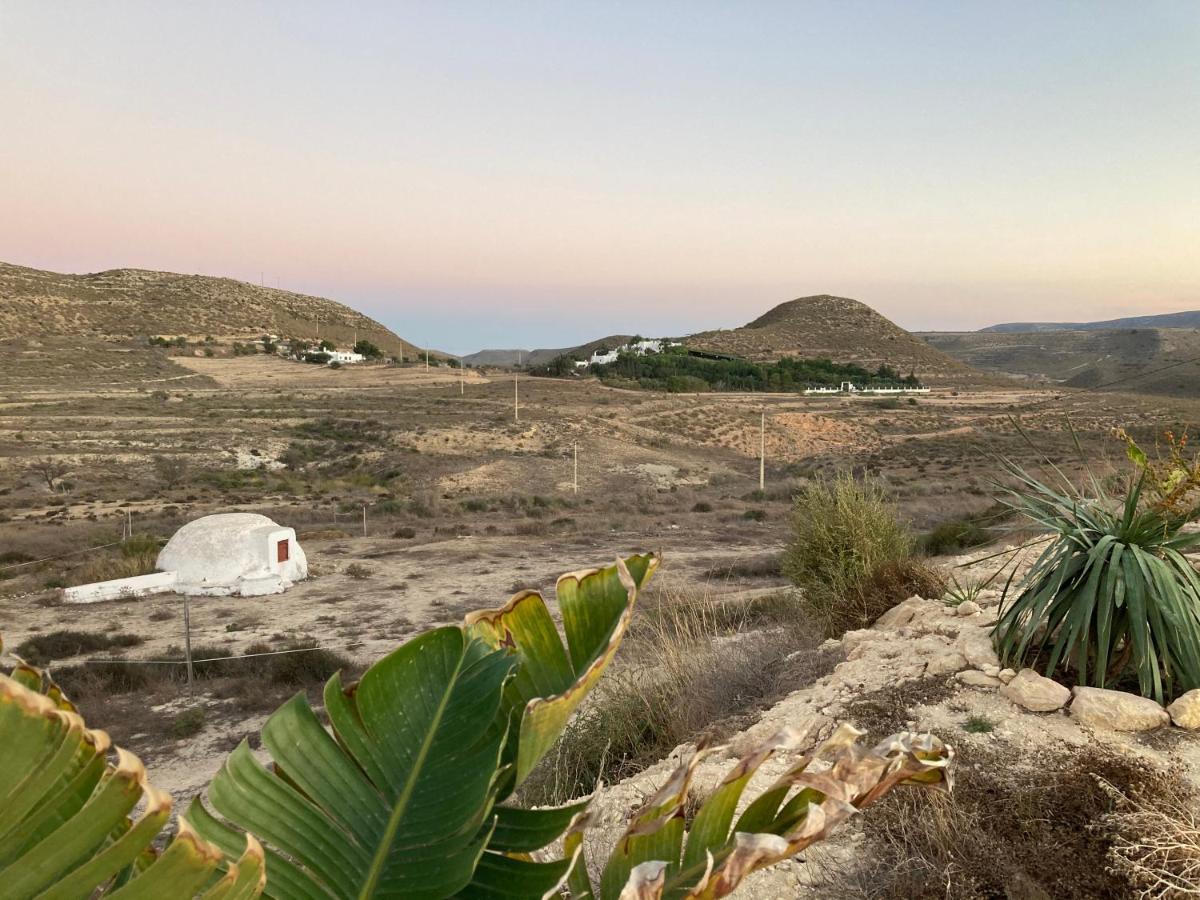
64;571;178;604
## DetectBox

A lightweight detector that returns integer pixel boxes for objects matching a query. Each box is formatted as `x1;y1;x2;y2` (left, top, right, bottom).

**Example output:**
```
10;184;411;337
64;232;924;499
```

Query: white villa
322;350;365;365
574;339;680;368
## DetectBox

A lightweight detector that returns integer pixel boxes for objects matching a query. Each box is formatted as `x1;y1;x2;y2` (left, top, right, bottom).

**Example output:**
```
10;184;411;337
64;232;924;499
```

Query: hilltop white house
574;339;680;368
63;513;308;603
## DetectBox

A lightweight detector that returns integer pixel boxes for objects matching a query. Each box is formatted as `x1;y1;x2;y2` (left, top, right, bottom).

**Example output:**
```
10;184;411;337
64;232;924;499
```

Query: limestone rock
998;668;1017;684
957;669;1001;688
874;596;929;629
956;628;1001;671
1167;689;1200;729
1071;686;1169;732
955;600;981;617
1000;669;1071;712
841;629;878;655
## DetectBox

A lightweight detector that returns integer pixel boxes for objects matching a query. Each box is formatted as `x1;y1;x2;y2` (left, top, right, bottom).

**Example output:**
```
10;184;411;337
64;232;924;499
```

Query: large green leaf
466;553;659;788
188;554;658;899
0;662;262;900
189;627;515;899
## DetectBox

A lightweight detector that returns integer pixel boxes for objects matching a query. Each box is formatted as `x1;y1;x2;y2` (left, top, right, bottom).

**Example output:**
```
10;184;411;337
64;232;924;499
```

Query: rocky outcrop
1070;686;1169;732
1000;669;1071;712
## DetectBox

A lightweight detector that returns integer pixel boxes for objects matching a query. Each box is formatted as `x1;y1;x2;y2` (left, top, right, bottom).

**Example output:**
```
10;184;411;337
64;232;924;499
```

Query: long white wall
63;571;178;604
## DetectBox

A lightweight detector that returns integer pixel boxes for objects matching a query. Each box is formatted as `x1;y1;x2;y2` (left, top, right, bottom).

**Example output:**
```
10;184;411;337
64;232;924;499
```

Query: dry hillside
687;295;971;380
0;262;419;358
922;327;1200;396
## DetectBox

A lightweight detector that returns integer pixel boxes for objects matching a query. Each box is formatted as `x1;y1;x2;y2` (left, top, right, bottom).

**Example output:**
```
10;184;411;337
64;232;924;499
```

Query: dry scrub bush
820;745;1187;899
785;474;939;637
1102;777;1200;898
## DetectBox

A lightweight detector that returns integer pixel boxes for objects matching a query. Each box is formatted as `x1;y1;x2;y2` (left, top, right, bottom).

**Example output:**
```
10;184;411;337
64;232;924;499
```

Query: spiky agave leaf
186;554;658;899
992;456;1200;704
0;663;262;900
600;724;954;900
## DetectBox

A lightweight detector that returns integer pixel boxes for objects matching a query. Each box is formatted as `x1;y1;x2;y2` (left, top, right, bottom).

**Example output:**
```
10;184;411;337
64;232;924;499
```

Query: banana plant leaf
187;554;658;900
0;646;263;900
599;724;953;900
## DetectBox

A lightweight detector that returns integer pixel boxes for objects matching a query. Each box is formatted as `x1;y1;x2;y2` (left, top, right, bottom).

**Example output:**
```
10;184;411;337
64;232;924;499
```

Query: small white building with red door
63;513;307;603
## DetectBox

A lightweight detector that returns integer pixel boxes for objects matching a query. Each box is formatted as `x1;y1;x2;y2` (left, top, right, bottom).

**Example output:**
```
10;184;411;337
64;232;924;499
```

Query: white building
574;339;680;368
323;350;365;365
63;513;308;603
803;382;931;395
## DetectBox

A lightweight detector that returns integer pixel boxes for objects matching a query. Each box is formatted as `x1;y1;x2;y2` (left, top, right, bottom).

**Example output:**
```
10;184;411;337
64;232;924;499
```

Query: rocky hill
921;327;1200;396
687;295;970;380
0;262;420;358
983;310;1200;332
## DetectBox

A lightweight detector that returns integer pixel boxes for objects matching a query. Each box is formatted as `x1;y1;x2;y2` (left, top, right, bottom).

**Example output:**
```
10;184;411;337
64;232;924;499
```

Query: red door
277;539;290;563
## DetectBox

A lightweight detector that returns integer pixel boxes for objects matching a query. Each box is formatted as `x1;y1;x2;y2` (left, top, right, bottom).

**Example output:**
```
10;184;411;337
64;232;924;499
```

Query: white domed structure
156;513;307;597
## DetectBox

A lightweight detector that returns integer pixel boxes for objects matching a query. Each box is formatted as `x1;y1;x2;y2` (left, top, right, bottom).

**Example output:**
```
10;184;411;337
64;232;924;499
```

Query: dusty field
2;350;1198;831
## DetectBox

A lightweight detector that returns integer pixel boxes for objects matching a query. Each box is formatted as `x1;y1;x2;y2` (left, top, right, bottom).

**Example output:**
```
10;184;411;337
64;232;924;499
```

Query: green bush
922;520;993;556
784;474;916;637
993;433;1200;703
172;706;206;738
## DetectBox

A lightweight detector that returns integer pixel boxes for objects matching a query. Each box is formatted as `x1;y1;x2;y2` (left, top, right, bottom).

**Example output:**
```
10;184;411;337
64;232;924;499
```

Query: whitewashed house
63;513;307;603
574;339;681;368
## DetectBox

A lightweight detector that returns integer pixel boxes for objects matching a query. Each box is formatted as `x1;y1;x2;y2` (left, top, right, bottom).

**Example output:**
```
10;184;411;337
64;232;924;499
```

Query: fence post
573;441;578;494
514;373;519;422
362;504;368;537
759;409;765;492
183;595;195;698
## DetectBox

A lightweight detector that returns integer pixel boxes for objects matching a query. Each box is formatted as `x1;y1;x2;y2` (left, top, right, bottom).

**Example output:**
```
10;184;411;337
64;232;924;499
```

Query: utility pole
759;409;766;492
573;441;578;494
514;372;519;422
425;349;429;371
459;358;464;395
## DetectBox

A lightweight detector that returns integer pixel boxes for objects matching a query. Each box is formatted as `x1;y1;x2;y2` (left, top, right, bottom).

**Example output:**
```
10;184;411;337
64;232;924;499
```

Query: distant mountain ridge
983;310;1200;332
0;261;421;357
463;335;634;368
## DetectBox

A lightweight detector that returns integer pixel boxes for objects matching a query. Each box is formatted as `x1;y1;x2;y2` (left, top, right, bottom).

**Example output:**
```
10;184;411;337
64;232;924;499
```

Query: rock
998;668;1017;684
1167;689;1200;729
957;669;1001;688
1000;669;1071;712
956;629;1001;671
874;596;929;629
1071;686;1169;732
955;600;981;617
981;664;1001;678
925;650;969;675
841;629;878;654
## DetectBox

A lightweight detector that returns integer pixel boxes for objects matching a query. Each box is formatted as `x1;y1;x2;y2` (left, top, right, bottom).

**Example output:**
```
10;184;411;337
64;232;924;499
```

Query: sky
1;2;1197;354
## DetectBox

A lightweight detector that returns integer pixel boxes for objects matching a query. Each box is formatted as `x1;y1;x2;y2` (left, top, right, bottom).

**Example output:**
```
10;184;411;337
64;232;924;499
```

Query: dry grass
1101;777;1200;898
818;744;1190;899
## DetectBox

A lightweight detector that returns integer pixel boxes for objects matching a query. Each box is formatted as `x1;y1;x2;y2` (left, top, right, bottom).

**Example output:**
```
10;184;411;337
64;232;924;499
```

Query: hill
0;262;421;358
687;295;970;380
920;327;1200;396
983;310;1200;332
464;335;634;368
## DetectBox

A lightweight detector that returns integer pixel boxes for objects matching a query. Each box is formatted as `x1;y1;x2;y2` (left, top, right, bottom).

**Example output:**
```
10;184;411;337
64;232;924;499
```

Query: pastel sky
2;2;1197;353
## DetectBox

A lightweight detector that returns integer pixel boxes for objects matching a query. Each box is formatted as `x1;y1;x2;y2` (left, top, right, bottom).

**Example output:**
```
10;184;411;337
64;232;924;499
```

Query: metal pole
514;372;519;422
183;596;195;698
362;504;367;537
460;358;464;395
573;441;578;494
425;349;429;371
759;410;765;492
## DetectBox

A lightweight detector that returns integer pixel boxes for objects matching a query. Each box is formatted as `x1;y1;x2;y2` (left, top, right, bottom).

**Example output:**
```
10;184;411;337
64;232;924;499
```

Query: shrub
993;431;1200;703
784;474;916;637
172;706;206;738
691;501;712;513
15;630;144;665
742;508;767;521
344;563;372;579
922;519;992;555
391;526;416;539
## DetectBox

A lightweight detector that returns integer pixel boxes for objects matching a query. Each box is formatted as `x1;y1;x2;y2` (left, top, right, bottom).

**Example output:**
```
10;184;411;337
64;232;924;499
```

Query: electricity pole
759;409;766;492
514;372;519;422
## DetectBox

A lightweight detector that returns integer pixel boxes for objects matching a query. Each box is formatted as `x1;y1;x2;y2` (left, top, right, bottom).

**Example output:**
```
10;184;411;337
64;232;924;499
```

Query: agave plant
992;433;1200;704
0;640;264;900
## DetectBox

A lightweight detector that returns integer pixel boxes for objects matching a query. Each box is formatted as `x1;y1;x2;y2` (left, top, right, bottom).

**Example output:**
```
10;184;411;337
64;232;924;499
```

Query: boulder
1167;689;1200;729
957;669;1001;688
955;600;981;617
956;629;1001;671
1000;669;1071;712
1070;686;1169;732
998;668;1017;684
